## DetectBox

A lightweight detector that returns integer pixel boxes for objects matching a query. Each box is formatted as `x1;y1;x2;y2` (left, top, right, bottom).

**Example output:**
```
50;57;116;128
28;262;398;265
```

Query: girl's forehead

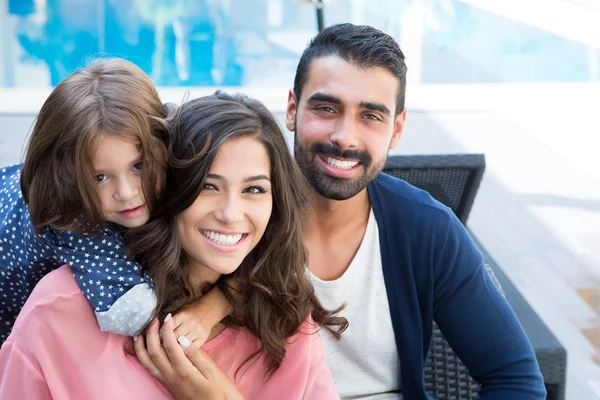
91;131;142;150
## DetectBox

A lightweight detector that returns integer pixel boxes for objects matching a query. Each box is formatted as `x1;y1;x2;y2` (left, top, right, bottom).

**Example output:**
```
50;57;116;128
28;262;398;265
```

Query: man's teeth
325;157;359;170
202;230;243;246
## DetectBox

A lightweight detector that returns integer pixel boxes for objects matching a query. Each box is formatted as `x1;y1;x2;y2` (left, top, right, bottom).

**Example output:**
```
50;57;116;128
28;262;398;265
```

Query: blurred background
1;0;600;398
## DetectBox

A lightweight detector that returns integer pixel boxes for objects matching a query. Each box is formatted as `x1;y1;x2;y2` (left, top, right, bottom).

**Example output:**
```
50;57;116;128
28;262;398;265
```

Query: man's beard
293;125;386;201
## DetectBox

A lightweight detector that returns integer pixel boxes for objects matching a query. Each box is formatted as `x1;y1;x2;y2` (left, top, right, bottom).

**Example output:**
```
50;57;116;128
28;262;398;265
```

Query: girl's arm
56;227;233;340
170;286;234;347
51;226;155;336
0;163;61;343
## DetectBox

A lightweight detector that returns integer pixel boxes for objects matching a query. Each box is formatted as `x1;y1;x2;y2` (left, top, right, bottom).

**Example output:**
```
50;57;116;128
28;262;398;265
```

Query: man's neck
306;187;371;238
304;187;372;281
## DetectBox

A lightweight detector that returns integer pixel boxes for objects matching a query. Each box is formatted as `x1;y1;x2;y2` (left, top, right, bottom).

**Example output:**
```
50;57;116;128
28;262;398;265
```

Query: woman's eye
202;183;217;191
95;174;108;183
132;162;143;171
244;186;267;195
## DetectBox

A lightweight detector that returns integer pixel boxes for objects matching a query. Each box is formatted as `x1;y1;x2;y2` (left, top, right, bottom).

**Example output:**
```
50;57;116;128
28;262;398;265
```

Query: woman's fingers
134;332;162;380
161;313;210;381
145;317;174;379
123;336;136;357
185;347;219;380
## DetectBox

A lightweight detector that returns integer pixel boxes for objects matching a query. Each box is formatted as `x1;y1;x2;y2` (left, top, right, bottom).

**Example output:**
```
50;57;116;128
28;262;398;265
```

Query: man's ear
285;90;298;132
389;108;407;150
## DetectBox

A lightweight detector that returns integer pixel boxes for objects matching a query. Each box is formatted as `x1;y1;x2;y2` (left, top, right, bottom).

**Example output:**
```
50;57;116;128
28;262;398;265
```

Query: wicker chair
383;154;566;400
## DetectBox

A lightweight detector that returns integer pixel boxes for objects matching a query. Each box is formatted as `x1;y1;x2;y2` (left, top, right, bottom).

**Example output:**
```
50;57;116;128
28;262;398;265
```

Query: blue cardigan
368;173;546;399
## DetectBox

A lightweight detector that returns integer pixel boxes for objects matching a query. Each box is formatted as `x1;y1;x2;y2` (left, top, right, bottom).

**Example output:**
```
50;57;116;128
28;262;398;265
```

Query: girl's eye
95;174;108;183
202;183;217;191
132;162;143;171
244;186;267;195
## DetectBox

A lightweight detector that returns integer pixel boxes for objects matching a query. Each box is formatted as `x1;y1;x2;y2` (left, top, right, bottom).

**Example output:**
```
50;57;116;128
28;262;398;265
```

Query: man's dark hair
293;23;407;116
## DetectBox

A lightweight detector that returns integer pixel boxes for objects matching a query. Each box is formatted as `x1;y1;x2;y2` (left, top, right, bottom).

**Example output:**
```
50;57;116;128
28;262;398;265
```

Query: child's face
92;135;150;228
176;136;273;282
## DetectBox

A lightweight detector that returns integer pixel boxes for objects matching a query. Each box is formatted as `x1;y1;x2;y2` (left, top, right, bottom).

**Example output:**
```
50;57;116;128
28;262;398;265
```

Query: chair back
383;154;485;224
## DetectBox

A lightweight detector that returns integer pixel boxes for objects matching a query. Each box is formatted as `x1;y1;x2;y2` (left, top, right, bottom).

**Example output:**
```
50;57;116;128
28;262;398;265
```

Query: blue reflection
2;0;598;87
7;0;242;86
420;0;593;83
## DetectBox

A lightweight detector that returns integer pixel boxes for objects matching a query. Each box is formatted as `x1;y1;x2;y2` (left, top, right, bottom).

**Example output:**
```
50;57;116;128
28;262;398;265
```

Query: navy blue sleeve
1;164;63;343
432;211;546;399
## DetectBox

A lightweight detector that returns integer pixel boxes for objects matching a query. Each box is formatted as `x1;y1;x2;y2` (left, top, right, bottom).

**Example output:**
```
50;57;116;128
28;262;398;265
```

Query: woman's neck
186;263;222;298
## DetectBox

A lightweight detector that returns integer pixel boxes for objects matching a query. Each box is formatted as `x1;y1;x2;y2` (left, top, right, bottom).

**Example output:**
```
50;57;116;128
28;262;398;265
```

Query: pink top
0;265;339;400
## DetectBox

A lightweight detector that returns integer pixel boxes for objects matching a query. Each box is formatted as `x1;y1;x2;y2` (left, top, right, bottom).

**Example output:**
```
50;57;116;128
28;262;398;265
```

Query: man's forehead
302;55;398;107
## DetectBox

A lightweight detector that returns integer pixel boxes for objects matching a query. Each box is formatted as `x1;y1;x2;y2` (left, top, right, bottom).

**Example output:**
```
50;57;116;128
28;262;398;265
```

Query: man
285;23;546;399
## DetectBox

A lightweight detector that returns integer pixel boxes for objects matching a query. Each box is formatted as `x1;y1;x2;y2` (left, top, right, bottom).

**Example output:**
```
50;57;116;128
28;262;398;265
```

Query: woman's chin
200;260;242;279
213;263;242;276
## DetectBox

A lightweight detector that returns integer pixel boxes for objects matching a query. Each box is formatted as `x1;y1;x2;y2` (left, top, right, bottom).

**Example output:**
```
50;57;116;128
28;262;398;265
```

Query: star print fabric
0;164;155;342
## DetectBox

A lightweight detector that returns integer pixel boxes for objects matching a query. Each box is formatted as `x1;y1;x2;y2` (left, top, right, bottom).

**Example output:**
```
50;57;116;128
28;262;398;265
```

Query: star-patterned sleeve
0;164;156;342
50;226;157;336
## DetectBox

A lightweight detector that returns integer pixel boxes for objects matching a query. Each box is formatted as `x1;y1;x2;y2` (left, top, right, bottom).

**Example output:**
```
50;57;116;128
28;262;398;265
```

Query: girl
0;92;347;399
0;58;216;343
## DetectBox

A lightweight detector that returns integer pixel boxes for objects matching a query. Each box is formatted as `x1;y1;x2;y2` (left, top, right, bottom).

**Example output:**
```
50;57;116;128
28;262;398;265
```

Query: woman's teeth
202;230;243;246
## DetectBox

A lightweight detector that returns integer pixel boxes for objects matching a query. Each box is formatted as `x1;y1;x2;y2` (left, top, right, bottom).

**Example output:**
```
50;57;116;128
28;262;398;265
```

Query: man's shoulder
369;173;454;227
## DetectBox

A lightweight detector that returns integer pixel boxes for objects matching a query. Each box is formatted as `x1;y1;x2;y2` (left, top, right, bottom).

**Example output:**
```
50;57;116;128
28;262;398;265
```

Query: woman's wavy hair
128;91;347;375
20;58;169;233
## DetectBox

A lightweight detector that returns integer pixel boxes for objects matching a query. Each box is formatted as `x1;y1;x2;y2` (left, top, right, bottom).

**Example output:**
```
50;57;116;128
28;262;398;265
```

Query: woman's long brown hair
128;92;347;375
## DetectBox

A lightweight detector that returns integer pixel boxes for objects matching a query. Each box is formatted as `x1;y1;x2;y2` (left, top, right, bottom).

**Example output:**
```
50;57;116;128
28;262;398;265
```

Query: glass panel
1;0;598;87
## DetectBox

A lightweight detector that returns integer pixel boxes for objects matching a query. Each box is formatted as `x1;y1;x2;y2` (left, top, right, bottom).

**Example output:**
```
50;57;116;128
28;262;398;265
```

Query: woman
0;92;346;399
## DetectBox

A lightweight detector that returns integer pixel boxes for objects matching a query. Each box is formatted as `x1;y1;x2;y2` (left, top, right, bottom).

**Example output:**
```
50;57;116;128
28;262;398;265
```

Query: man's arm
432;212;546;399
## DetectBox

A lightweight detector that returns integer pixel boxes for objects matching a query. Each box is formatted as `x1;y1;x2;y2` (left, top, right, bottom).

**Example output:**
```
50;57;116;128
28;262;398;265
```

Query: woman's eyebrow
244;175;270;183
207;173;271;182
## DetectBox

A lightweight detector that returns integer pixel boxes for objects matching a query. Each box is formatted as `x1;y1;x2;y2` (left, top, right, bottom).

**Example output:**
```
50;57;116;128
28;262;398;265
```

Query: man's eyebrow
307;93;390;116
359;101;390;116
207;173;271;182
307;93;342;104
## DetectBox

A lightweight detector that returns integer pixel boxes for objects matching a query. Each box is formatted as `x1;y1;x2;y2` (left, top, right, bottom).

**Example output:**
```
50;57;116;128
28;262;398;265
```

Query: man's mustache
311;143;372;167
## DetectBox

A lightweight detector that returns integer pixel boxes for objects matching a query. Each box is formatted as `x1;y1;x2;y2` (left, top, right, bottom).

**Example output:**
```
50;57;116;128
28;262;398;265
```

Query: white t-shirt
310;210;402;399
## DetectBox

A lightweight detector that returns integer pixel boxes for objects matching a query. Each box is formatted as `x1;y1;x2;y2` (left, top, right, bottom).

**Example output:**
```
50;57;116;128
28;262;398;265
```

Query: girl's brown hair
20;58;169;233
128;92;347;375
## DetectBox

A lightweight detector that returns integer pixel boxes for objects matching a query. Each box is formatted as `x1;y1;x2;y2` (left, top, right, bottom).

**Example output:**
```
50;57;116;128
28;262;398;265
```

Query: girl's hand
134;316;243;400
172;286;234;351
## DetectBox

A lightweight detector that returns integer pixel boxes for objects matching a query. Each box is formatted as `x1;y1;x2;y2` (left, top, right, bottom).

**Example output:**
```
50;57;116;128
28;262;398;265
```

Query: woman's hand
134;316;243;400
